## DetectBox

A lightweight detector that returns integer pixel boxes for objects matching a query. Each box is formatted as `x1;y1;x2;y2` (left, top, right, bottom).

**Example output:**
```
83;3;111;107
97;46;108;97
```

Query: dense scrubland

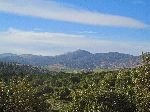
0;53;149;112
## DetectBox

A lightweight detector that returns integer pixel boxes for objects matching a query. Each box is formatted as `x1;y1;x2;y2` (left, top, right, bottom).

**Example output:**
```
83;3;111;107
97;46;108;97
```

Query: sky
0;0;150;56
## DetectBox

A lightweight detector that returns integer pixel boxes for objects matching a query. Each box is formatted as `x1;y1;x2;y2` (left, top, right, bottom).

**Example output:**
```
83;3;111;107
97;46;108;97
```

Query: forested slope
0;53;149;112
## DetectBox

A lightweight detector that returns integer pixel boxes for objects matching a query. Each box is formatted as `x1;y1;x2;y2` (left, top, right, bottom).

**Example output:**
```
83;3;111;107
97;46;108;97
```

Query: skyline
0;0;150;56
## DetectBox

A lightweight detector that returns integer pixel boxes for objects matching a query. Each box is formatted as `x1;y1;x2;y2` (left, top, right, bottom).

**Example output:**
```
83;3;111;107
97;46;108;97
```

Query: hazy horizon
0;49;142;57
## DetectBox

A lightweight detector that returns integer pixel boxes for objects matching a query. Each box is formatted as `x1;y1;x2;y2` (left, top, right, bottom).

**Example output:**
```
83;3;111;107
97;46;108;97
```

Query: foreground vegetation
0;53;149;112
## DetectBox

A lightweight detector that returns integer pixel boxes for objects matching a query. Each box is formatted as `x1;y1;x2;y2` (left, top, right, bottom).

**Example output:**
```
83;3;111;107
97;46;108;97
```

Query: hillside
0;53;149;112
0;62;59;78
0;50;141;69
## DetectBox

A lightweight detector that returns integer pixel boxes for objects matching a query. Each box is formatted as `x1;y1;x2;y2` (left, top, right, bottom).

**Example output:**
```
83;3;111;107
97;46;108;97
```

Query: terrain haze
0;49;141;69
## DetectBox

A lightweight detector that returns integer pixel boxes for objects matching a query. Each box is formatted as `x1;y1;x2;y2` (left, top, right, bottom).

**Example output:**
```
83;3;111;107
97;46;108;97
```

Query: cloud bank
0;28;149;56
0;0;148;28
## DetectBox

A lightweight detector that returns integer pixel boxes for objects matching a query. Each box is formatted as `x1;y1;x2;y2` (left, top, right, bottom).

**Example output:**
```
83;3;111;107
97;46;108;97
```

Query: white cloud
0;0;148;28
0;28;149;56
77;31;98;34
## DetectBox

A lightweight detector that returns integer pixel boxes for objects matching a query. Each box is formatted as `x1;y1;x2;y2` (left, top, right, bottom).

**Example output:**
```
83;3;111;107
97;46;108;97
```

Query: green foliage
0;77;50;112
0;53;149;111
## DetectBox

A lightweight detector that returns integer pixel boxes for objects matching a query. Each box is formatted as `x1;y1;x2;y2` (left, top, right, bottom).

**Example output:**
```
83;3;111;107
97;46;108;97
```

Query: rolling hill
0;50;141;69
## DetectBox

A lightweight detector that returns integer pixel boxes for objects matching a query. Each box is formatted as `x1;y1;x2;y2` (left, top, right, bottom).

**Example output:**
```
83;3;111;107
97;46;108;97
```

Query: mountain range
0;50;141;69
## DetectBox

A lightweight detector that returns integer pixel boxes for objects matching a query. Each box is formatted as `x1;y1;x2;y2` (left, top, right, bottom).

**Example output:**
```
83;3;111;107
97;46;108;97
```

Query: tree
0;77;51;112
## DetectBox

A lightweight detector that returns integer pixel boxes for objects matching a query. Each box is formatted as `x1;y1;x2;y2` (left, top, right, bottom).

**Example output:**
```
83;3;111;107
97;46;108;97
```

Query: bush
0;77;51;112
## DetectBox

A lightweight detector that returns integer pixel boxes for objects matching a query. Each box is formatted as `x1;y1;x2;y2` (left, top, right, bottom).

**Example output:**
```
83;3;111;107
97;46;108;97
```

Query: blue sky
0;0;150;56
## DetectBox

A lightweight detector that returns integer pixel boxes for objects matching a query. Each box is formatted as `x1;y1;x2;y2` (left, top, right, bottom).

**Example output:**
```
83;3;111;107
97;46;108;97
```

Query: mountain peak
74;49;92;54
0;51;141;69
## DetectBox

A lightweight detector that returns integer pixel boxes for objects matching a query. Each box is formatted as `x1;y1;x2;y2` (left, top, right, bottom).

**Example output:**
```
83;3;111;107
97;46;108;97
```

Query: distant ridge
0;50;141;69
